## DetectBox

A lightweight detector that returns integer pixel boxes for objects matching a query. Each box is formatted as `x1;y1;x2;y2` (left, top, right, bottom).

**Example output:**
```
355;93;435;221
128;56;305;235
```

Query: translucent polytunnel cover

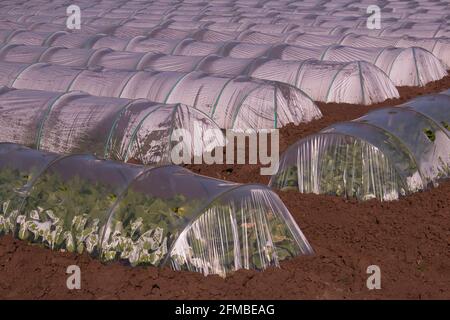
4;23;440;86
270;93;450;201
0;144;313;276
0;61;321;129
19;154;145;251
138;53;398;105
169;184;312;276
0;44;399;105
0;87;225;165
401;94;450;134
0;143;60;234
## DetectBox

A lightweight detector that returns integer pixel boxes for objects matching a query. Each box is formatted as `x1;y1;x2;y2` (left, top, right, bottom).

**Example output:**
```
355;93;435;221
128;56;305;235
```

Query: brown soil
187;71;450;185
0;73;449;300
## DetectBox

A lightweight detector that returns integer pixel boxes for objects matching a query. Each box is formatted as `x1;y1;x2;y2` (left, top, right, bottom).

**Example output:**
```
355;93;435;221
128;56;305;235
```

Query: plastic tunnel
0;143;59;231
0;87;225;165
248;32;450;70
11;22;442;87
74;24;450;69
0;26;446;87
268;44;447;87
0;143;313;277
297;34;450;70
0;61;322;129
0;44;399;104
0;1;449;39
270;92;450;201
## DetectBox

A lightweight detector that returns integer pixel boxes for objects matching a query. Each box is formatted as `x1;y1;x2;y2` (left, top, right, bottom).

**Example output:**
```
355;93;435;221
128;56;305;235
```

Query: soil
0;73;449;300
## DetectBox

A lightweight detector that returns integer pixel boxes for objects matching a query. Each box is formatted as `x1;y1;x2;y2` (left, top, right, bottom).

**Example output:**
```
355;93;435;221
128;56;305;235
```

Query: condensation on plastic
0;61;322;129
0;87;225;165
270;93;450;201
0;145;313;276
0;44;399;104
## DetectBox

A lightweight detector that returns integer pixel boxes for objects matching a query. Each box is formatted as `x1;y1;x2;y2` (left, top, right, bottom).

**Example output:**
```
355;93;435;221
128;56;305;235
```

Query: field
0;0;449;300
0;75;449;299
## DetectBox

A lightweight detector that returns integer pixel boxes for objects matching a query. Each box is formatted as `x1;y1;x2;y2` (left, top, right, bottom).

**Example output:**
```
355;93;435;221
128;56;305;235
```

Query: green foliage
423;128;436;142
0;167;29;205
171;202;300;275
3;167;301;273
0;167;31;234
273;139;403;200
102;188;203;266
14;171;202;266
24;172;116;230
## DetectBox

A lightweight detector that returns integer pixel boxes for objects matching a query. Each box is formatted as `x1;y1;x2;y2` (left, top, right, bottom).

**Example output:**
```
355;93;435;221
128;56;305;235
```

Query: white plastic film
0;88;225;166
271;92;450;201
0;148;313;276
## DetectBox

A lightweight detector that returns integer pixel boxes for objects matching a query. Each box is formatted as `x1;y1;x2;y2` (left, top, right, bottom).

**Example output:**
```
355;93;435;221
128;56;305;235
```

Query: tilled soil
0;73;449;300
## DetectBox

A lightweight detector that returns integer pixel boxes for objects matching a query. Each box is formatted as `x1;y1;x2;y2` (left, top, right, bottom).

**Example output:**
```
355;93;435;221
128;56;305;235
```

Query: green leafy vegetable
272;138;404;201
423;128;436;142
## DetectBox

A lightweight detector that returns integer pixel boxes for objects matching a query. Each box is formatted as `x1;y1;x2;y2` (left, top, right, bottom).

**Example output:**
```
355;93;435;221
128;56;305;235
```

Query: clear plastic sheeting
0;61;322;129
149;41;443;87
144;54;398;105
353;108;450;184
0;143;59;234
0;0;448;21
271;133;410;201
19;154;145;253
0;44;399;104
0;27;446;87
170;184;312;276
400;94;450;137
2;9;449;39
3;26;447;72
0;87;225;165
257;59;399;105
336;34;450;70
0;144;313;276
0;0;449;30
274;45;447;87
270;92;450;201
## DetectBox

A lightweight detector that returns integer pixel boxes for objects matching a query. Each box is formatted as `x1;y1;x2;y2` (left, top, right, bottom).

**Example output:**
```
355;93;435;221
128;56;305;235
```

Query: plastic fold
0;61;322;129
0;87;225;165
0;144;313;277
0;44;400;104
270;92;450;201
